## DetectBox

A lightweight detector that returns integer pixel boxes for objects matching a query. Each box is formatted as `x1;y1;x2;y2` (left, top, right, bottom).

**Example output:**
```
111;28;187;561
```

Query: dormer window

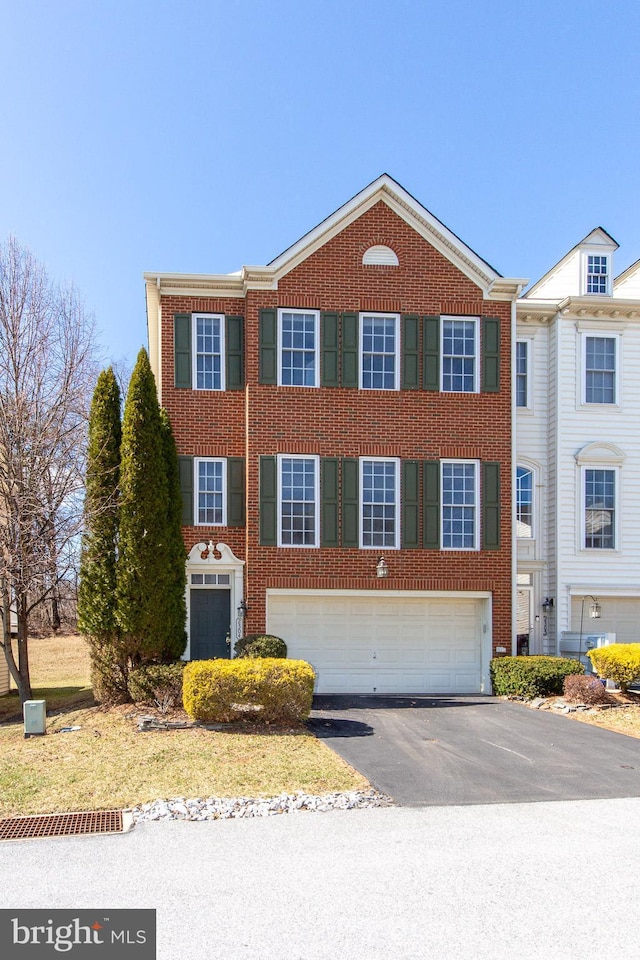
586;255;609;295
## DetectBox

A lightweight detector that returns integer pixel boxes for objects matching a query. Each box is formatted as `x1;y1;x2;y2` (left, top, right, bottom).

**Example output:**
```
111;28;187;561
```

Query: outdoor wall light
237;598;248;617
578;594;601;662
376;557;389;579
542;597;554;612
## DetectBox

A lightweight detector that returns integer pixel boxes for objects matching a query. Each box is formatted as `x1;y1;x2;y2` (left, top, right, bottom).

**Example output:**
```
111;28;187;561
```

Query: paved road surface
1;799;639;960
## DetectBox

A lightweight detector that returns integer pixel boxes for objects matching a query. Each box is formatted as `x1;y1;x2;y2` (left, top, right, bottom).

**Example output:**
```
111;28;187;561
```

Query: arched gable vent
362;245;399;266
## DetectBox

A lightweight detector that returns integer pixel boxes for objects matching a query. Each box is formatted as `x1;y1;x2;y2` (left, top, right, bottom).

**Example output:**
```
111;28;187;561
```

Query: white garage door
267;592;485;694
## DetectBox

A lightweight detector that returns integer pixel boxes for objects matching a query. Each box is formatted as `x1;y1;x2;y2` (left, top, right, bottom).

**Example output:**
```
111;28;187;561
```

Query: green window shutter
482;317;500;393
178;455;194;525
401;315;420;390
174;314;192;389
401;460;420;548
227;457;245;527
259;309;277;385
482;461;501;550
341;312;358;388
423;460;440;549
341;458;359;547
321;312;339;387
259;456;277;545
226;316;244;390
321;458;339;546
423;316;440;391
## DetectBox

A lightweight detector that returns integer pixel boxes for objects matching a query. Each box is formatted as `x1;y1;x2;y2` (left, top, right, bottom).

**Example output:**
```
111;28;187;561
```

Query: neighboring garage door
571;597;640;645
267;592;485;694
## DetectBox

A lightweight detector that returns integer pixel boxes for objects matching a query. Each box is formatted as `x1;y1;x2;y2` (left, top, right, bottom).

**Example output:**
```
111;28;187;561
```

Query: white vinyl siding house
517;229;640;653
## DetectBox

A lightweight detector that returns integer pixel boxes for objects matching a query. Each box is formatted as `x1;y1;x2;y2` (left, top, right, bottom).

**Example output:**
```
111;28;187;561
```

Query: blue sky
1;0;638;368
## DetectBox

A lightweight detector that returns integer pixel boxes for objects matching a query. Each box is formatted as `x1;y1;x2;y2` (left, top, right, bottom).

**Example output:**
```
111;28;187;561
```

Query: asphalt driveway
309;695;640;805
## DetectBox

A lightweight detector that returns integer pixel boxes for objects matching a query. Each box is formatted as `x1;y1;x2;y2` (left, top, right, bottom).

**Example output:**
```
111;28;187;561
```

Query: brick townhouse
145;175;526;694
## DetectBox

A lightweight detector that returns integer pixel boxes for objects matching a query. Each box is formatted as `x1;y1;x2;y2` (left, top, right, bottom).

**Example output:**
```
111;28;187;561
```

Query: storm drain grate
0;809;126;841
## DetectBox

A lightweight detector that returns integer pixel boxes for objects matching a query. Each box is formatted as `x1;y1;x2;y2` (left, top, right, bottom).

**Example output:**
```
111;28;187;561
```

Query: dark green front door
190;589;231;660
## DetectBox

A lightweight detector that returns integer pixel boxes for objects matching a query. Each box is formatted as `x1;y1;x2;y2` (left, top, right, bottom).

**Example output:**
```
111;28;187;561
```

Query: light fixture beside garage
376;557;389;579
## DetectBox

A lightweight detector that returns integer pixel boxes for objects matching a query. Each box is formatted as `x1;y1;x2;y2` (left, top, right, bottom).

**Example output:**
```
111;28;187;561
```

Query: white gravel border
131;789;392;822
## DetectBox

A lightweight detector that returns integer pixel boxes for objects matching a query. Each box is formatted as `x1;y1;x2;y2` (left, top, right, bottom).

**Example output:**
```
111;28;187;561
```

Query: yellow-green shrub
183;658;316;723
587;643;640;692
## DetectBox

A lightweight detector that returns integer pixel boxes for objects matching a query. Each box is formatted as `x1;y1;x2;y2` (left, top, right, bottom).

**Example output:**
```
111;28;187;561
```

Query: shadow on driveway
309;694;640;806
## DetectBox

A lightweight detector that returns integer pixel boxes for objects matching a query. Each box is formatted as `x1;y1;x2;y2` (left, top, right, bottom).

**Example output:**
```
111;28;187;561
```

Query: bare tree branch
0;236;99;702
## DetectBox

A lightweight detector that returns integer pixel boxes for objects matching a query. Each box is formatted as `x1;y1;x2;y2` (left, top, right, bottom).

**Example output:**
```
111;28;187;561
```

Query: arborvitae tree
77;367;122;640
116;348;171;662
158;408;187;660
77;367;130;702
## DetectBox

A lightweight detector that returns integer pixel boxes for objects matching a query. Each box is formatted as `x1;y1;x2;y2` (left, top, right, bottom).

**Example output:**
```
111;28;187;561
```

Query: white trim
277;308;320;388
440;459;480;551
574;441;625;466
579;464;619;553
515;338;532;410
192;313;226;392
516;464;535;540
359;456;400;550
358;312;400;391
440;316;480;393
276;454;320;548
194;457;227;527
579;330;620;408
184;542;245;660
362;244;399;266
581;249;612;297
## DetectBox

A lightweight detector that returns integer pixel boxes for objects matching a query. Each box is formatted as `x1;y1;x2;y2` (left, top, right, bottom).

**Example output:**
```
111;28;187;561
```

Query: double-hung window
360;314;400;390
441;461;479;549
278;456;319;546
194;314;225;390
586;255;609;295
584;468;615;549
516;340;529;408
196;458;226;525
360;458;399;548
278;310;319;386
585;336;616;404
441;317;478;392
516;466;533;538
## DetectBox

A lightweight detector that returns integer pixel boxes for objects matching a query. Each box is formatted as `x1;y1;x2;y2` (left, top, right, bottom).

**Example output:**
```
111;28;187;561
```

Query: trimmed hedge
587;643;640;692
128;662;185;707
183;657;315;723
490;655;584;698
234;633;288;659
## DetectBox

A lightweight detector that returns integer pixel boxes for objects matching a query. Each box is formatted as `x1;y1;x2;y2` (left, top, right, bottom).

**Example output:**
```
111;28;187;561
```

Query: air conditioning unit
559;632;616;671
23;699;46;737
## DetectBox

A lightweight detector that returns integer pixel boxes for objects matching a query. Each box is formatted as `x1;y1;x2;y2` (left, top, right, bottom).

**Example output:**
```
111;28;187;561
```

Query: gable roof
145;174;526;300
614;258;640;297
257;174;504;292
524;227;619;299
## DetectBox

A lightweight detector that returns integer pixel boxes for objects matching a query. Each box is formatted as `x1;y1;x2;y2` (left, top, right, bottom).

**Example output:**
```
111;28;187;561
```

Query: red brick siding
160;201;513;654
